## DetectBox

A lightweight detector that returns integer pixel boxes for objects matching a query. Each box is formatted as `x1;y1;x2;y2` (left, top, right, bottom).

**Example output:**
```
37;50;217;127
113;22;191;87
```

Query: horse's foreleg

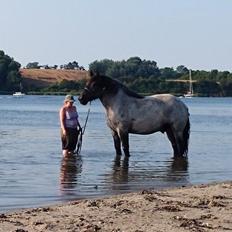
111;130;122;156
119;131;130;157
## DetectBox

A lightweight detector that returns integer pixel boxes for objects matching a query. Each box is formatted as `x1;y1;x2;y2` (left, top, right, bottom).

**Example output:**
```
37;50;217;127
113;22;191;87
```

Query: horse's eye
91;83;97;88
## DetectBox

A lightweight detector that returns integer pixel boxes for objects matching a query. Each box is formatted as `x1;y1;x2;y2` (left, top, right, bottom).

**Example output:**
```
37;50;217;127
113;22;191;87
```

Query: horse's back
149;94;189;123
149;93;179;102
150;94;188;110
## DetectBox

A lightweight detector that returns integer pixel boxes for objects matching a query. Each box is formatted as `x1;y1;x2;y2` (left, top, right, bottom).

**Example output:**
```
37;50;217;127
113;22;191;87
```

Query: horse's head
78;71;107;105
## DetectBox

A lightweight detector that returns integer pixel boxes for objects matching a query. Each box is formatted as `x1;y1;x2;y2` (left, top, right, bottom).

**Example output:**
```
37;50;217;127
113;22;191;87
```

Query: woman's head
64;95;75;106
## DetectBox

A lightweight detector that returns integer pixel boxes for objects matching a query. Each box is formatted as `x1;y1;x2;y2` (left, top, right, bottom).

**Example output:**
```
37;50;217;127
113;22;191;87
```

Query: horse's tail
182;117;190;156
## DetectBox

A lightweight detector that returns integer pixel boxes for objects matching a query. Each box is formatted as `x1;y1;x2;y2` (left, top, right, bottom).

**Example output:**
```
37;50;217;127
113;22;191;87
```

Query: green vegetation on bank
32;79;86;95
89;57;232;97
1;50;232;96
0;50;21;92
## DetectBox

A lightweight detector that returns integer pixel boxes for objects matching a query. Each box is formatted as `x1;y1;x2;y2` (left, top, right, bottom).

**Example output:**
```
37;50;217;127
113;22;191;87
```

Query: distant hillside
20;69;88;88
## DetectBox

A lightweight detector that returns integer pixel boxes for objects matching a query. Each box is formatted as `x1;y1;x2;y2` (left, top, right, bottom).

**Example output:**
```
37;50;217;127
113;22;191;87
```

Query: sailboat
13;91;25;97
13;82;25;97
184;69;194;98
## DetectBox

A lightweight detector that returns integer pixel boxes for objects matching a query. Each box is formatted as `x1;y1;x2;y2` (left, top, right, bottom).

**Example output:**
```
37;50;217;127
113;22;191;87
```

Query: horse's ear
89;70;95;77
89;69;102;82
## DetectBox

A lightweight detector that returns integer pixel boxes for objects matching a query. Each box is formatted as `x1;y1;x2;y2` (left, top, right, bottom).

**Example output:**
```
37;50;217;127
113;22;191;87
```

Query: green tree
160;67;179;79
176;65;188;74
195;80;221;96
221;81;232;96
89;57;160;80
0;50;21;91
26;62;40;69
209;69;218;80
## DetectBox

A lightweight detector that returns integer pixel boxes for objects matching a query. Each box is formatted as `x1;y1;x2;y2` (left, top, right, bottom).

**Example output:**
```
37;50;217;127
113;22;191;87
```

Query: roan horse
78;72;190;157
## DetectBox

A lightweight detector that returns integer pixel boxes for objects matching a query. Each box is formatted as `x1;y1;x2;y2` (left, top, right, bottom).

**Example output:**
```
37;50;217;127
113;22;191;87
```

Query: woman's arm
59;107;66;135
73;106;81;129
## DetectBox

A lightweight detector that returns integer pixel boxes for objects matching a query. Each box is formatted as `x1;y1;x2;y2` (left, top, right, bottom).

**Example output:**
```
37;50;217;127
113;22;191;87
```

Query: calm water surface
0;95;232;212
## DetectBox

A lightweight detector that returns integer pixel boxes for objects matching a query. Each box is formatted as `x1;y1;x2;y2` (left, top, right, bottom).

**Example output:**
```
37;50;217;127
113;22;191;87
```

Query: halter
84;86;106;94
84;87;92;93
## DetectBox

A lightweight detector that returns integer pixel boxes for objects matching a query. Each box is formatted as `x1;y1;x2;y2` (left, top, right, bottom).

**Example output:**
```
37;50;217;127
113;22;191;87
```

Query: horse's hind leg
175;134;185;157
172;119;190;157
111;130;122;156
166;126;179;157
170;130;187;157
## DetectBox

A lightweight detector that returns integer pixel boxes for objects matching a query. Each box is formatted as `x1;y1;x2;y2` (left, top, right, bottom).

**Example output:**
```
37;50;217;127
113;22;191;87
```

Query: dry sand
1;182;232;232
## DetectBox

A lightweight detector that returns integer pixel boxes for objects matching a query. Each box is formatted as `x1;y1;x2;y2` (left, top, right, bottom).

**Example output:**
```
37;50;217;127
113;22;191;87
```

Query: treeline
40;79;86;95
0;50;22;92
25;61;85;70
89;57;232;96
1;50;232;96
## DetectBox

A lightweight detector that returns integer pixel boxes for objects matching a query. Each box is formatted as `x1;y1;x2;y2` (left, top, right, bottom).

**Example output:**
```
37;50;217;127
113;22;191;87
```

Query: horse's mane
102;75;144;99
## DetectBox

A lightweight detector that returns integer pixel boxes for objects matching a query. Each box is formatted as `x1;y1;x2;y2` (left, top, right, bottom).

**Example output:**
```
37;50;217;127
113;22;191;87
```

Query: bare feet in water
63;150;75;157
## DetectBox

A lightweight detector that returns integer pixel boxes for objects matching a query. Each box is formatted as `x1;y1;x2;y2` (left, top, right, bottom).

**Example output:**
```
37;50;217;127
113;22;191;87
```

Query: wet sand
1;181;232;232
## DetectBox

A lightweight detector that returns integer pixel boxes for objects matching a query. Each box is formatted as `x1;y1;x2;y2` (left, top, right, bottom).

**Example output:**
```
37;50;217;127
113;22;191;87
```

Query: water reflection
111;155;129;184
105;155;189;192
60;155;83;195
165;157;189;183
170;157;188;172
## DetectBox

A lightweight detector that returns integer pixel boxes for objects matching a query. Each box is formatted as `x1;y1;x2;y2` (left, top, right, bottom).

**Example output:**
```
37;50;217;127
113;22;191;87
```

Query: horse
78;71;190;157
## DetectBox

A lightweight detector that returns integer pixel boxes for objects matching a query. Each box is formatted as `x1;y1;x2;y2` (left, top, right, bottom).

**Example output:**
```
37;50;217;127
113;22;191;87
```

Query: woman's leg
61;129;69;157
68;128;79;153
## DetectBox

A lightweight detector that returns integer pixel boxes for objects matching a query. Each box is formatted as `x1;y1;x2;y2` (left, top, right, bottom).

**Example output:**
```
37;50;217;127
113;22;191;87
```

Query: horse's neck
100;89;129;110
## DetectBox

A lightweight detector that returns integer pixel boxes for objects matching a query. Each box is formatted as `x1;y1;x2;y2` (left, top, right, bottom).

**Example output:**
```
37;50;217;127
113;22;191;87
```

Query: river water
0;95;232;212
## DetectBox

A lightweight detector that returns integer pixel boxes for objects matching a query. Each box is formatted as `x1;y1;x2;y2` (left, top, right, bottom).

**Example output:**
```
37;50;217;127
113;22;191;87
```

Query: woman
59;95;81;157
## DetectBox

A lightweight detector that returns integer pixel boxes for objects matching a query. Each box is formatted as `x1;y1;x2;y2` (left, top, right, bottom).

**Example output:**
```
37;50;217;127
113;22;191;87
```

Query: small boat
13;92;25;97
184;70;194;98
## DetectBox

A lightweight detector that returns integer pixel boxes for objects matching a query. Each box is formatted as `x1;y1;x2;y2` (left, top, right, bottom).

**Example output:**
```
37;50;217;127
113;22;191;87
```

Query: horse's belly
130;129;159;135
129;122;162;135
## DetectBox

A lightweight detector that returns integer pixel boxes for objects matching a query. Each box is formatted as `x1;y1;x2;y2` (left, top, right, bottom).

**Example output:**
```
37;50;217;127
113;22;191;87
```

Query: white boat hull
13;92;25;97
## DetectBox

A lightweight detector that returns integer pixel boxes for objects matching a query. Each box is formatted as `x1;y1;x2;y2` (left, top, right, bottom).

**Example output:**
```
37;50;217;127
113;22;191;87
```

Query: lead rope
82;102;91;135
76;102;91;155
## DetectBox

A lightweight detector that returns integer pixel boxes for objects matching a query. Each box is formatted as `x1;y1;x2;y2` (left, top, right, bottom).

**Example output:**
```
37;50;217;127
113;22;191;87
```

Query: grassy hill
20;69;88;89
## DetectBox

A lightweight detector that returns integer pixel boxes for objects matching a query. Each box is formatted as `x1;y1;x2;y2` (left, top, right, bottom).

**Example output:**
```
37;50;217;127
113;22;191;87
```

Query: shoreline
1;181;232;232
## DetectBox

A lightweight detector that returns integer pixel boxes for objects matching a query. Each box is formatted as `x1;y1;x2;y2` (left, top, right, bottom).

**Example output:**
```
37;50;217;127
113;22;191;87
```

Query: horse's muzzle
78;95;88;105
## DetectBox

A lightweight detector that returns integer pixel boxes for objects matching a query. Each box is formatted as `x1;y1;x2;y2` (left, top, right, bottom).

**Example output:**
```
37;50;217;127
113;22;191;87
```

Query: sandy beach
1;182;232;232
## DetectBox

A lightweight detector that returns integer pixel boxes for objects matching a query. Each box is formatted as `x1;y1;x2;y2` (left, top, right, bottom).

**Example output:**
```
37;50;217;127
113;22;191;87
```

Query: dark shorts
61;128;79;151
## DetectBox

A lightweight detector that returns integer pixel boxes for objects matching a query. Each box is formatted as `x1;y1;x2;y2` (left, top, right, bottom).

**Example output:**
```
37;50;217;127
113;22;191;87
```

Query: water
0;95;232;213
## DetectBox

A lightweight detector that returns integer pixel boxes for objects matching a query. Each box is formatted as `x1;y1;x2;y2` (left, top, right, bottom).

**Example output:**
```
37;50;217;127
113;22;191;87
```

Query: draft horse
78;72;190;157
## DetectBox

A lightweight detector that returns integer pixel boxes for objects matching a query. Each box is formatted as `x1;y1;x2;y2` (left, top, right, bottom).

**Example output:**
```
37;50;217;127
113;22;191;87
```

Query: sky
1;0;232;71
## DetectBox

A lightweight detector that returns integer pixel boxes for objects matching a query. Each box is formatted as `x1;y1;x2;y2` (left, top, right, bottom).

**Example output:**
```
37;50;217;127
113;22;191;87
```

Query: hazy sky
1;0;232;71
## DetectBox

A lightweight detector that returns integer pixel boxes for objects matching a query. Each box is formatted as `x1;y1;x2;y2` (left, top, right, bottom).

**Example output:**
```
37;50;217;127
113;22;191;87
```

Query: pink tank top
65;109;78;128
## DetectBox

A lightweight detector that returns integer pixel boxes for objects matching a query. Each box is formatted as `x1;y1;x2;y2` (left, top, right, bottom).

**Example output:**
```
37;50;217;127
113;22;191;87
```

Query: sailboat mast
189;69;193;94
20;82;23;92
